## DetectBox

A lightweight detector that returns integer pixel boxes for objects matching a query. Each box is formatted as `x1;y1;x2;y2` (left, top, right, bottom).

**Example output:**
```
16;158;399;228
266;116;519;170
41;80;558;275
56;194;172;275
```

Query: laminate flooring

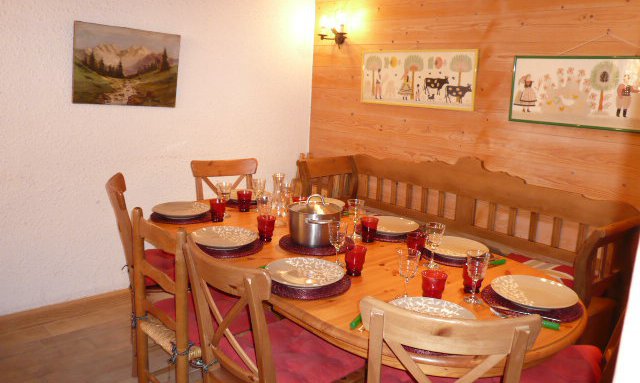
0;290;201;383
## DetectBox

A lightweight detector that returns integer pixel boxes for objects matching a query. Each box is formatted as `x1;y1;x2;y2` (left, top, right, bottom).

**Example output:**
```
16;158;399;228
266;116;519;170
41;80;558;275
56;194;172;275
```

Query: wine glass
464;250;490;305
424;222;446;269
347;199;365;241
328;221;348;265
252;178;266;212
216;181;232;218
397;248;421;298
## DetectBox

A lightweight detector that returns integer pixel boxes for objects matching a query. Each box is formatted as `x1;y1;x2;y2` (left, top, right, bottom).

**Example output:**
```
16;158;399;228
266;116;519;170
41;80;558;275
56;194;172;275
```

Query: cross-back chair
132;207;200;383
183;235;365;383
360;296;602;383
191;158;258;200
296;155;357;200
105;173;175;376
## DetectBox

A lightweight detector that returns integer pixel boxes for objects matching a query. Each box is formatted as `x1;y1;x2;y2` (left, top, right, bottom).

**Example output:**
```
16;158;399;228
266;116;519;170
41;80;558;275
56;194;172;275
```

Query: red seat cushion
379;345;601;383
508;252;575;288
219;319;365;383
153;291;281;346
144;249;175;286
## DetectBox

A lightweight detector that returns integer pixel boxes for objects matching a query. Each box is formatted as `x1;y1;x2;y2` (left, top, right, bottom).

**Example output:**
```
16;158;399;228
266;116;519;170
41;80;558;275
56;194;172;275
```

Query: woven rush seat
138;316;202;361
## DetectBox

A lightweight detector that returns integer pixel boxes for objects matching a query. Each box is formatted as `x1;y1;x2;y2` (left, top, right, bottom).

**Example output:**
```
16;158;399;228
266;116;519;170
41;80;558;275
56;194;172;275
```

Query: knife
490;307;560;330
349;314;362;329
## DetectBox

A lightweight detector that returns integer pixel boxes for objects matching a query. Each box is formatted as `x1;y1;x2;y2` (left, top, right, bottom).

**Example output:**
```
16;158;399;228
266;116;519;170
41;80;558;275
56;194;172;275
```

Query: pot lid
289;194;342;215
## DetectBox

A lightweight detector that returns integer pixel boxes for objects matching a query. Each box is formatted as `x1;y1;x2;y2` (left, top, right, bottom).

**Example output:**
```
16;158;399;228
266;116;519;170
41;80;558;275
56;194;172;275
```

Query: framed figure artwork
509;55;640;133
361;49;478;112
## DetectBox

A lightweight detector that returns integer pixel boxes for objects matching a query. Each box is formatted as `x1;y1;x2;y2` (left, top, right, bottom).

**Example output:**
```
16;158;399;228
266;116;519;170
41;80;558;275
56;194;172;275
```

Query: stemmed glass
347;199;365;241
252;178;266;212
328;221;348;266
464;250;490;305
216;181;232;218
397;248;421;298
424;222;446;269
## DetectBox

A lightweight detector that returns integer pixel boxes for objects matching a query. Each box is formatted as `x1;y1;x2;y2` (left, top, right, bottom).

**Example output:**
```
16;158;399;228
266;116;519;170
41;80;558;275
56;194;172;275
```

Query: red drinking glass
421;270;448;299
406;231;426;251
345;245;367;276
237;189;253;212
257;215;276;242
360;216;379;243
209;198;226;222
462;262;483;293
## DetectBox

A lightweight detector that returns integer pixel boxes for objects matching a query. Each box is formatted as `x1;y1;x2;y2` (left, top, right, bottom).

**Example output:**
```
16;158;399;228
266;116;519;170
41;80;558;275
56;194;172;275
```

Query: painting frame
72;21;181;107
361;49;478;112
509;55;640;133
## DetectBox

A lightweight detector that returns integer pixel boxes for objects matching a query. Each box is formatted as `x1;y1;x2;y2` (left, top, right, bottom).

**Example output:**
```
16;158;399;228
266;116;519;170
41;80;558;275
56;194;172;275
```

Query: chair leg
136;326;149;383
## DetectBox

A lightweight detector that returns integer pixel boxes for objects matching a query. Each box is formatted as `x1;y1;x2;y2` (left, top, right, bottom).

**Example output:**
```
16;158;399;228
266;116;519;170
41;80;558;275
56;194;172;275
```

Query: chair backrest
191;158;258;200
132;208;191;381
296;155;357;199
183;234;275;382
359;296;541;383
105;172;134;284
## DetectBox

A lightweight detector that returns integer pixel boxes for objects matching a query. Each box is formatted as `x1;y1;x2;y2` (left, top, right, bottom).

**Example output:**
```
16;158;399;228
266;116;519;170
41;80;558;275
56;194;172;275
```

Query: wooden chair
183;235;365;383
191;158;258;200
296;155;357;200
360;296;602;383
132;208;200;383
105;173;175;376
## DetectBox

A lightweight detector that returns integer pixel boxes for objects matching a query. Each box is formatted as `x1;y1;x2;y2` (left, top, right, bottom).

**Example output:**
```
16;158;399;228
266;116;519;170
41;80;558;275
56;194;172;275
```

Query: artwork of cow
423;76;449;96
445;84;472;103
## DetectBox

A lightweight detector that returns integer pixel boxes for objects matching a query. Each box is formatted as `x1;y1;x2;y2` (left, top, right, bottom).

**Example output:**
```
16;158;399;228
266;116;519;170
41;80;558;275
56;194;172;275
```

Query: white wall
0;0;315;315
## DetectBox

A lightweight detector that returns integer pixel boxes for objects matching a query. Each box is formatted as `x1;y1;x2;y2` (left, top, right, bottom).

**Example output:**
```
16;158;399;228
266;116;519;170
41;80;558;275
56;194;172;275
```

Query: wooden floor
0;289;200;383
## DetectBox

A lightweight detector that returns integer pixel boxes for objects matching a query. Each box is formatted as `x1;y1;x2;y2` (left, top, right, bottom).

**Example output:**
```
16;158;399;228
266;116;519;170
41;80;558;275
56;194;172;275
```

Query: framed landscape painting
509;55;640;133
361;49;478;111
73;21;180;107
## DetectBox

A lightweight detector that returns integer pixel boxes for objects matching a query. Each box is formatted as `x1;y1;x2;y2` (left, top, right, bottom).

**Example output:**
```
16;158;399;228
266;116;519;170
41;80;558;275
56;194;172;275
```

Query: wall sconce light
318;15;347;47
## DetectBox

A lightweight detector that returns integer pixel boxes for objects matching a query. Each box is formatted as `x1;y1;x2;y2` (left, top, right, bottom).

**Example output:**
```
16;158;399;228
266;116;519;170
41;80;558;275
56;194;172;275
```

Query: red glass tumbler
237;189;253;212
257;215;276;242
421;270;448;299
345;245;367;276
209;198;226;222
406;231;426;251
360;216;379;243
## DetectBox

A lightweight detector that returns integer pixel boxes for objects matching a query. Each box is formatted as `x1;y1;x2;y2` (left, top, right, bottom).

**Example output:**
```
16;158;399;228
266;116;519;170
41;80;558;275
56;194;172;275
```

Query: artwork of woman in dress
514;74;537;112
398;74;412;101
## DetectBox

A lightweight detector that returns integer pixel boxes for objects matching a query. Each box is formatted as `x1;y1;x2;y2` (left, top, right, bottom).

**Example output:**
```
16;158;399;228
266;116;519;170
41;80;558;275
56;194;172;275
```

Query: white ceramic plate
491;275;579;310
230;189;256;201
376;216;419;235
436;236;489;259
191;226;258;249
324;198;345;209
152;201;209;219
265;257;345;288
390;297;476;319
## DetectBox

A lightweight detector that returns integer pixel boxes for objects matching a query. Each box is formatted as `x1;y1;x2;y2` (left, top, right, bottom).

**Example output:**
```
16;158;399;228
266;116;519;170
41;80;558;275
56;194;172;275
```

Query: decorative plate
436;236;489;259
376;216;420;235
152;201;209;219
491;275;579;310
230;189;256;201
265;257;345;288
191;226;258;250
390;297;476;319
324;198;345;209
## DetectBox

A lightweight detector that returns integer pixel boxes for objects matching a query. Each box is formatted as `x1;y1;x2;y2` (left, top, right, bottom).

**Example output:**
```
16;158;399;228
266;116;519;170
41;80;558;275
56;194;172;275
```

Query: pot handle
305;218;336;225
306;194;327;205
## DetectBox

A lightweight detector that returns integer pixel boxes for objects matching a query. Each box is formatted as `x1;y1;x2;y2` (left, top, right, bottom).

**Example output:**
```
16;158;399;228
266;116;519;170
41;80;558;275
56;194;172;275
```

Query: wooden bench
297;154;640;348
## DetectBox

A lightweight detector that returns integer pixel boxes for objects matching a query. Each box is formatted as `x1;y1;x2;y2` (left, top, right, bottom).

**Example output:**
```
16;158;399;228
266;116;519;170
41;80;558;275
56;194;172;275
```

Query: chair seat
380;345;602;383
508;252;574;288
144;249;175;286
220;318;365;383
153;291;281;346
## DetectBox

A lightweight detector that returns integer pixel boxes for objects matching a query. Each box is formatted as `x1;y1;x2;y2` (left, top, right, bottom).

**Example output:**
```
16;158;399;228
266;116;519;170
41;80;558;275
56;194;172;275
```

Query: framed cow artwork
361;49;478;111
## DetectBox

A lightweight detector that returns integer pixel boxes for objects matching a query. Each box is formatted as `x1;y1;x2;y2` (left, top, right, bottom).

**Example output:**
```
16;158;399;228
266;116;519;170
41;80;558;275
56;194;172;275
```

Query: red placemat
226;199;257;206
355;226;419;243
481;285;583;323
279;235;353;256
150;212;212;224
197;239;263;259
271;275;351;300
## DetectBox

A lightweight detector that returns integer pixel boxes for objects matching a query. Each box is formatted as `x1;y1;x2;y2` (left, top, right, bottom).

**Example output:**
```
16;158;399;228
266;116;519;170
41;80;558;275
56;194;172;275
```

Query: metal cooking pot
288;194;343;247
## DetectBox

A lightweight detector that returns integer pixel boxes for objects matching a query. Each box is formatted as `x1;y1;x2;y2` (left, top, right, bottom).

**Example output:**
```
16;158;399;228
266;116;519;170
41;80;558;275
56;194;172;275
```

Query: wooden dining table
150;203;587;378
